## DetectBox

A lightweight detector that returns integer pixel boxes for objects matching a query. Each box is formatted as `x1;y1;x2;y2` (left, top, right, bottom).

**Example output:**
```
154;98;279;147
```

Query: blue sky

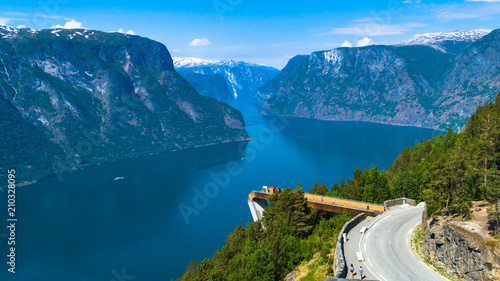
1;0;500;68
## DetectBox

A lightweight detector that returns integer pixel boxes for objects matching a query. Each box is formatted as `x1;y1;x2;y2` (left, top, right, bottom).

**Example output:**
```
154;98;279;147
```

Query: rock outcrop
423;217;500;280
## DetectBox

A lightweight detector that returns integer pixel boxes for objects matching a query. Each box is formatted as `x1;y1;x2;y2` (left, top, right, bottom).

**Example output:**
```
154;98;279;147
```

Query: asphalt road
360;205;449;281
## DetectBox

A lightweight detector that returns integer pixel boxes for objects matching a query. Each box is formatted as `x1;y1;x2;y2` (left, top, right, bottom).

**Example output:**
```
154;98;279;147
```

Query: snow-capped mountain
174;57;279;100
261;28;500;131
173;57;219;68
397;29;492;53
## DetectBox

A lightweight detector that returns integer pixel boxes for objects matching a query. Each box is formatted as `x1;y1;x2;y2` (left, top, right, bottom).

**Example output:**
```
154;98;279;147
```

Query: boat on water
113;177;125;181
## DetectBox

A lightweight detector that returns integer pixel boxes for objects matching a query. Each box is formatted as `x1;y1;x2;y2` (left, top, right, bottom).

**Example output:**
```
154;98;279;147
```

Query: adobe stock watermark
110;267;135;281
178;115;290;224
213;0;243;21
28;0;71;29
351;0;405;44
51;77;149;183
51;128;103;183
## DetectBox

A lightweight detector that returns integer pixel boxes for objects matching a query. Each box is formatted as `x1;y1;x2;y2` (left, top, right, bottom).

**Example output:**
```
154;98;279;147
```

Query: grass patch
293;252;332;281
411;223;459;281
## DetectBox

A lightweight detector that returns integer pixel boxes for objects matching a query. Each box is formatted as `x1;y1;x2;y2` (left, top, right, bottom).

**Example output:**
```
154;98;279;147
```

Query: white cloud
115;28;135;35
16;25;26;29
189;38;212;47
327;22;426;36
436;4;500;20
0;17;9;26
35;14;65;20
467;0;500;2
356;37;374;47
0;16;27;26
2;12;28;16
171;49;180;52
53;19;84;29
341;40;353;47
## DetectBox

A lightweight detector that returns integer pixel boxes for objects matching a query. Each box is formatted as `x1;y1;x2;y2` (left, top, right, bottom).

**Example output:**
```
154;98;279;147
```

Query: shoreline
11;137;253;189
260;113;449;132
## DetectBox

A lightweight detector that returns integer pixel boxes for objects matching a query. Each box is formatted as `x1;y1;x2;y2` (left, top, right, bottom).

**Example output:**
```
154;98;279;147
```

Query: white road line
358;207;421;281
367;257;373;267
380;274;388;281
408;228;413;236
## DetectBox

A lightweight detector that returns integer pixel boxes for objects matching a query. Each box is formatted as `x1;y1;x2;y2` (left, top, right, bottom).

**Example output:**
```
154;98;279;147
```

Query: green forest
176;92;500;280
325;93;500;221
176;185;351;281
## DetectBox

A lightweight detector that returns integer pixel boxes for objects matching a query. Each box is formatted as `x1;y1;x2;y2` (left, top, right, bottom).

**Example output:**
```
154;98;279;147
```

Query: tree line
176;92;500;280
310;93;500;227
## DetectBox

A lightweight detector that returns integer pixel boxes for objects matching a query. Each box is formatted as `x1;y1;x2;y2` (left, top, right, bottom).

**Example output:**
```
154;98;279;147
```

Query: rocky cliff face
180;72;233;101
255;55;308;104
423;217;500;280
261;29;500;131
0;27;249;185
174;57;280;101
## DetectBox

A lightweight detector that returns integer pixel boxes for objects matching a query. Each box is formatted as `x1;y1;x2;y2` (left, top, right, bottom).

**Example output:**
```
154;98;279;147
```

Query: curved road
360;205;449;281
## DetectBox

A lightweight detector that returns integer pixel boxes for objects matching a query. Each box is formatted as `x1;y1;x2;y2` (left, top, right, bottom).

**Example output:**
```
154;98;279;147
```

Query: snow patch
224;70;238;99
173;57;272;69
64;100;81;120
173;57;220;68
397;29;492;51
324;50;342;64
37;116;50;126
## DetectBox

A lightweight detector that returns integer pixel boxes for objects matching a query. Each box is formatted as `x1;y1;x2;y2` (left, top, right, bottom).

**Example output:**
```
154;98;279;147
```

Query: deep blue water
0;100;442;280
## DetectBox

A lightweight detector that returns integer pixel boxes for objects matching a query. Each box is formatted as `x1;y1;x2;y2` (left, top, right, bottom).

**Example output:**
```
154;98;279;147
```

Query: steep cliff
261;29;500;131
255;55;309;104
180;72;233;101
174;57;280;101
423;206;500;280
0;27;249;185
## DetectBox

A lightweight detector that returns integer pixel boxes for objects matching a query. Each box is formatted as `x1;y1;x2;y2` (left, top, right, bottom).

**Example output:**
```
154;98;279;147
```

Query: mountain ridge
260;28;500;131
174;57;280;100
0;27;250;185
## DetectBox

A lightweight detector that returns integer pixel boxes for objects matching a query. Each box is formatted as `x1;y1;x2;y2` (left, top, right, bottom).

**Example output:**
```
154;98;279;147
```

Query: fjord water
0;100;441;280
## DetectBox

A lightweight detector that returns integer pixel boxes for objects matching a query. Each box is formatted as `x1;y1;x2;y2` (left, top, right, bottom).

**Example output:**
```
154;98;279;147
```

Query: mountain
261;28;500;131
174;57;280;101
397;29;492;54
0;26;249;185
181;72;233;101
255;55;309;104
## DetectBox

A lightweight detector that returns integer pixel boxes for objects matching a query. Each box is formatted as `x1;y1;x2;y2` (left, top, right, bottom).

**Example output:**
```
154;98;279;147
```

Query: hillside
261;29;500;131
175;89;500;280
0;27;249;186
174;57;280;101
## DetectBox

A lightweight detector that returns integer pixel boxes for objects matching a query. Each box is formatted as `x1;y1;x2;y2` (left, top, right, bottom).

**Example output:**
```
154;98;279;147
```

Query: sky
1;0;500;68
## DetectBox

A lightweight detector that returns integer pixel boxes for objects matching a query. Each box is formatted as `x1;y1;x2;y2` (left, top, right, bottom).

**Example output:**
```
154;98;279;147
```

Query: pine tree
310;182;329;195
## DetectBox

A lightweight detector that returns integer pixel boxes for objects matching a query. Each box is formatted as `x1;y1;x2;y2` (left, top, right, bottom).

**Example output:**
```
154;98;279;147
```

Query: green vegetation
178;91;500;280
175;185;351;281
411;223;459;281
0;96;66;185
1;29;250;187
304;93;500;223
